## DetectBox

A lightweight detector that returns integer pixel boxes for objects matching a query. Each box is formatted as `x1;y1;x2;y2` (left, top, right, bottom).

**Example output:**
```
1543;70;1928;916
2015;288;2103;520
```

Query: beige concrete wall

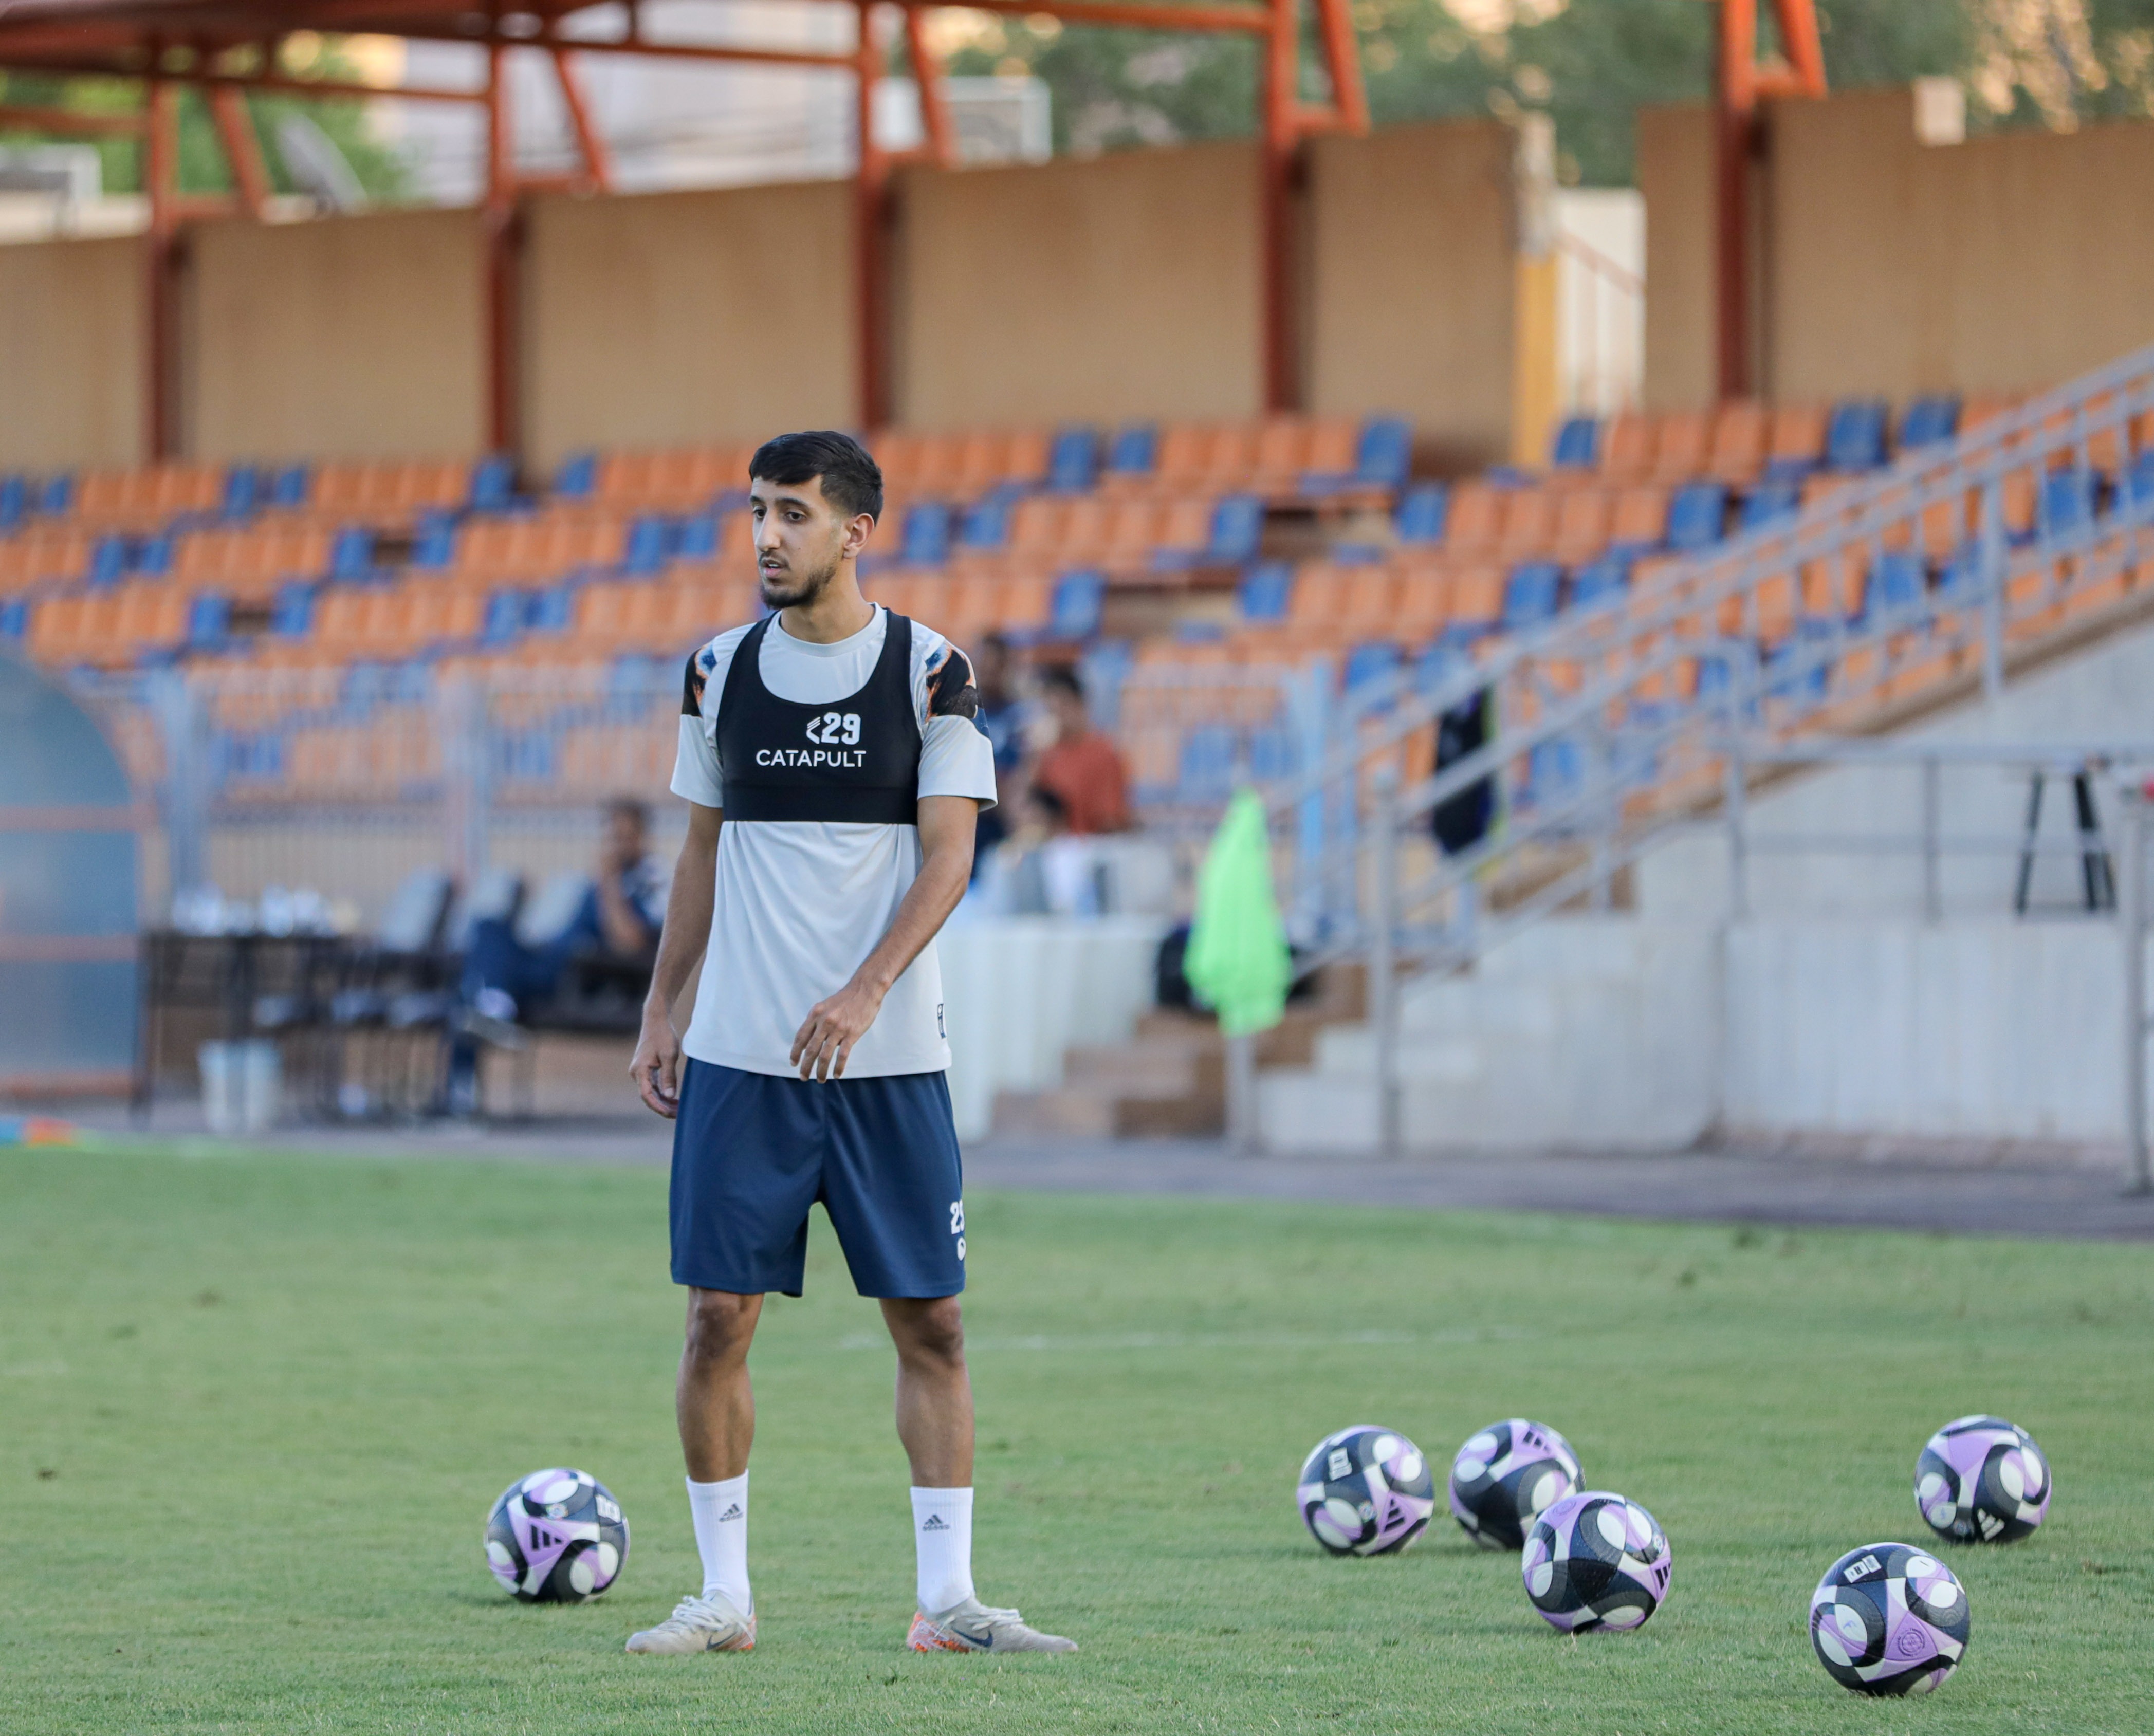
1304;121;1518;469
522;181;855;473
0;237;143;470
186;208;485;464
890;141;1264;430
1637;103;1715;412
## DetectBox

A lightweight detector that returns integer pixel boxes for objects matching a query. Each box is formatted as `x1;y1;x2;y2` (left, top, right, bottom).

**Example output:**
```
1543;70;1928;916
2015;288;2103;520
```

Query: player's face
749;475;860;610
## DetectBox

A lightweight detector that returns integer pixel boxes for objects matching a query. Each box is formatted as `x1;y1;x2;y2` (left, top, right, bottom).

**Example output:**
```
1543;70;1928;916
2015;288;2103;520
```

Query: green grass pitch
4;1141;2151;1733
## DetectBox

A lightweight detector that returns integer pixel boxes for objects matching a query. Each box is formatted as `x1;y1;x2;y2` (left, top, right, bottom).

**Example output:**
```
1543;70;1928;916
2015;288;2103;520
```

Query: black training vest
714;610;922;825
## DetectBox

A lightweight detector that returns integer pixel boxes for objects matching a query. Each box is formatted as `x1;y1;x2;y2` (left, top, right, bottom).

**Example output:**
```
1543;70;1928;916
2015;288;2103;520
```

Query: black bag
1431;688;1494;856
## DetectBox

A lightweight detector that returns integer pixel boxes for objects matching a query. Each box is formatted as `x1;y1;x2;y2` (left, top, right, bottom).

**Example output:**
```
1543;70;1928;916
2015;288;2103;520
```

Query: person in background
968;633;1026;875
1028;666;1131;836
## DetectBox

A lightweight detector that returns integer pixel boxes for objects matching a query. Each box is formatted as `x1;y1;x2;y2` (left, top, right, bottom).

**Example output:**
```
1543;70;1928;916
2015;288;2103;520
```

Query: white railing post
1371;765;1402;1159
2123;789;2151;1196
1921;754;1942;924
438;675;488;890
148;667;209;907
1980;479;2006;700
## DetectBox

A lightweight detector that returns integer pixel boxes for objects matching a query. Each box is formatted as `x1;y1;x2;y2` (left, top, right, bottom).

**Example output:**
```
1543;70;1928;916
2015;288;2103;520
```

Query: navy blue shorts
669;1060;966;1299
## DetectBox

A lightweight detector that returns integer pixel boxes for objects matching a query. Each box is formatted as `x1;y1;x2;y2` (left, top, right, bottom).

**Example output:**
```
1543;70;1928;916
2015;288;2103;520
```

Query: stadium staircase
1253;343;2154;1152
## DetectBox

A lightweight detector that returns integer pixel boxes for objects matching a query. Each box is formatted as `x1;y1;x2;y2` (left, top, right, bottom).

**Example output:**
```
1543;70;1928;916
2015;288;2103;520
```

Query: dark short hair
1039;664;1085;702
749;430;883;523
605;795;650;830
1029;784;1069;824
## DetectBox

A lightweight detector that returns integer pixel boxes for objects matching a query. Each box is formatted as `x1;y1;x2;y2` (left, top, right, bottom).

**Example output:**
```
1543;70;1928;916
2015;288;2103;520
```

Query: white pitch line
832;1326;1526;1353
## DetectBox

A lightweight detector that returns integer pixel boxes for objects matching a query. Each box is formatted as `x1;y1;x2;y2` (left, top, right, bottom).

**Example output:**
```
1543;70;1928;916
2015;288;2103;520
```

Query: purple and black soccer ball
1296;1425;1437;1557
1521;1490;1670;1631
1916;1414;2050;1544
1810;1542;1970;1695
485;1468;630;1602
1449;1418;1582;1552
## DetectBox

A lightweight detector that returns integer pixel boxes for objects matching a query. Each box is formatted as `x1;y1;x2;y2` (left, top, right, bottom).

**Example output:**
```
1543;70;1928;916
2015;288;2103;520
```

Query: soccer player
623;431;1075;1658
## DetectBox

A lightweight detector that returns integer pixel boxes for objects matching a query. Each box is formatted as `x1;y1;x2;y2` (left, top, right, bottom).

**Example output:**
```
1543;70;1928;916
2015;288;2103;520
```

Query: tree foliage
942;1;2154;187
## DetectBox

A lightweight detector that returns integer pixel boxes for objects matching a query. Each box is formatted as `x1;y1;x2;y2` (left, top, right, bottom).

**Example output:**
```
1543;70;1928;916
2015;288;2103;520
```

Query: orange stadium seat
1610;486;1669;549
1449;565;1505;630
1497;488;1556;562
1767;405;1828;475
71;463;225;529
1551;488;1613;564
1599;413;1656;483
1650;412;1711;484
1444;483;1505;557
0;526;98;594
171;525;334;598
1707;402;1769;484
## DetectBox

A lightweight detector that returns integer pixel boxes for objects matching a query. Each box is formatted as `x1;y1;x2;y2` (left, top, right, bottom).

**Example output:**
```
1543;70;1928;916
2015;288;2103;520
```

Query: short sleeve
914;631;995;807
668;646;725;807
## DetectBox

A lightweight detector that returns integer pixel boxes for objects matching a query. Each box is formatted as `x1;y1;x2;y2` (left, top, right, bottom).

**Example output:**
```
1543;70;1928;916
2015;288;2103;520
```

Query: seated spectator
970;632;1026;874
465;797;668;1017
1029;665;1132;835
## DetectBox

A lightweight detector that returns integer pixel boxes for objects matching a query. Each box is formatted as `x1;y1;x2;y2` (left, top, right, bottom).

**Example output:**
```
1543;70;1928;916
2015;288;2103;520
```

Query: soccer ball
1521;1491;1670;1631
1448;1419;1582;1552
485;1468;630;1602
1809;1542;1970;1696
1296;1425;1437;1556
1916;1415;2051;1543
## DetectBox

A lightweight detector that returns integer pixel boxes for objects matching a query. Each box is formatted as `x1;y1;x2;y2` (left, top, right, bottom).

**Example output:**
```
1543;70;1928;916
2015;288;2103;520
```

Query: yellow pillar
1511;252;1560;470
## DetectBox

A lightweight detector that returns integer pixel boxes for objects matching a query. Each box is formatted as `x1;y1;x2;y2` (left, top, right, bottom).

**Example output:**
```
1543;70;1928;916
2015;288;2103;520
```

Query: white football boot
624;1592;756;1655
907;1597;1077;1653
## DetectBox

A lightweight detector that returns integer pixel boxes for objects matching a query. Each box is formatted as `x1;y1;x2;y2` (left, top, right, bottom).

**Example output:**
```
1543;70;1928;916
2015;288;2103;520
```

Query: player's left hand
790;980;885;1081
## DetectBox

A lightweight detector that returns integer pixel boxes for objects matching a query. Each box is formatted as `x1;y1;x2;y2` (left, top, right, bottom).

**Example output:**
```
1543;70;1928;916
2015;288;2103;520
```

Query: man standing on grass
625;431;1075;1658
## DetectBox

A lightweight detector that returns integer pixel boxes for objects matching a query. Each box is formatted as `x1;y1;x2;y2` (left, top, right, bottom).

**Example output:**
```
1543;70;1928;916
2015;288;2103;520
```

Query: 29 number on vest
805;712;862;746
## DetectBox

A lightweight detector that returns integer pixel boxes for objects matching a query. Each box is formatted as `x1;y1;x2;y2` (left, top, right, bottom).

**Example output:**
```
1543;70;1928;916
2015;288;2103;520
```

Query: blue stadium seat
1105;424;1157;481
1550;416;1598;469
1177;724;1238;804
268;582;315;638
1898;396;1960;452
958;497;1009;550
185;593;230;650
1868;551;1927;617
1414;630;1480;694
1395;483;1449;545
1206;495;1265;565
1343;640;1402;693
1938;545;1984;601
268;465;309;509
528;585;574;634
898;501;952;566
1048;571;1105;639
1352;418;1413;489
554;453;598;500
1666;481;1729;551
675;511;722;562
87;535;128;588
469;455;516;514
39;475;72;516
481;590;527;645
406;517;454;570
1569;554;1629;613
2039;467;2098;540
1501;561;1563;632
621;515;672;576
135;532;175;577
1045;428;1098;493
1527;738;1582;800
0;475;23;530
1237;561;1292;622
2128;447;2154;511
1739;481;1800;532
1825;400;1889;472
220;466;260;519
0;598;26;640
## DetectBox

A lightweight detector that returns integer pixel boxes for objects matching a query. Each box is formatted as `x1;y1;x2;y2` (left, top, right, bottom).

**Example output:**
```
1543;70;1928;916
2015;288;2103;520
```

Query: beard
759;549;842;612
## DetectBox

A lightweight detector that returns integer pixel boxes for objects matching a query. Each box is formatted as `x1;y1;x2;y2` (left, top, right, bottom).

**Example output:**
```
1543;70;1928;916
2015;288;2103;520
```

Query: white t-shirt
670;605;996;1077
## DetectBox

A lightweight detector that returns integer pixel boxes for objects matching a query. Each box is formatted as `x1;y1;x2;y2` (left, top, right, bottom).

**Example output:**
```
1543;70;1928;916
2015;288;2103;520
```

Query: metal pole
1371;766;1402;1158
2124;793;2151;1195
1724;736;1750;920
1921;754;1941;923
1980;479;2005;700
1225;1031;1257;1154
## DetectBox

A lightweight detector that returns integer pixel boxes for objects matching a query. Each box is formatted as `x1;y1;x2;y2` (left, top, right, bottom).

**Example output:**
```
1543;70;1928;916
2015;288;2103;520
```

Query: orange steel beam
903;6;955;171
1714;0;1825;400
144;69;180;460
910;0;1269;31
484;38;520;456
208;85;272;216
854;0;890;429
0;56;489;100
1259;0;1296;413
0;102;145;134
1310;0;1367;136
548;44;612;192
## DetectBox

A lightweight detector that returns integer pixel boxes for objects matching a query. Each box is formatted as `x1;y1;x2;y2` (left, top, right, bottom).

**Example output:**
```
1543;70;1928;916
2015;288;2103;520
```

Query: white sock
687;1473;751;1613
911;1486;975;1615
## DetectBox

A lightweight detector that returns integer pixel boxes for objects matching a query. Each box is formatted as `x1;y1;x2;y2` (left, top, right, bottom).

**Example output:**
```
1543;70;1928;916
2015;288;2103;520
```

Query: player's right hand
632;1014;683;1118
